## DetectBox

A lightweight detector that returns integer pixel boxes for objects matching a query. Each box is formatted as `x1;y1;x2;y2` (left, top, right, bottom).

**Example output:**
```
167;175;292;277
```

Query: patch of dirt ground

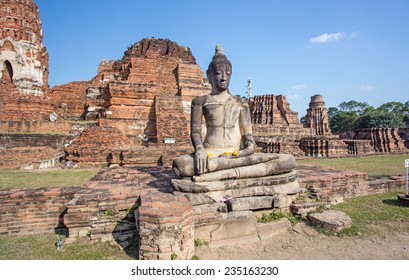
195;222;409;260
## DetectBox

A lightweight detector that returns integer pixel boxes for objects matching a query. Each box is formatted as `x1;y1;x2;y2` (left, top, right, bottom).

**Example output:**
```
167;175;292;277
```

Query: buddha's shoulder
192;94;248;106
231;95;249;107
191;95;208;106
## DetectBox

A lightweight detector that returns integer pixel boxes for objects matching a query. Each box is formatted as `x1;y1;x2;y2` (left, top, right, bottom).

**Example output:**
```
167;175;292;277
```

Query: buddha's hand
238;134;256;157
194;145;208;175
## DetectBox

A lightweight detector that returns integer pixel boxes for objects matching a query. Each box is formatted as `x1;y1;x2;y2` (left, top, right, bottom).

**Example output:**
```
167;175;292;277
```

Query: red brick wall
51;82;89;120
155;95;190;146
0;120;72;134
0;186;83;235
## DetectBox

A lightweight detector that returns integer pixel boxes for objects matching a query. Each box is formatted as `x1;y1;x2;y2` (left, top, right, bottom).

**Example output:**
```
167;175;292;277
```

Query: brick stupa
63;38;210;167
0;0;52;121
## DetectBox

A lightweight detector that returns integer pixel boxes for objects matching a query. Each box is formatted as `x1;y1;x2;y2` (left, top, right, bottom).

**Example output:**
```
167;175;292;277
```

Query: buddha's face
208;63;232;92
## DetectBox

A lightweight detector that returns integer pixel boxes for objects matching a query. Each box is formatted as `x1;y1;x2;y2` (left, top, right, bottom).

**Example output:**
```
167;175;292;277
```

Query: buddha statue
172;45;295;182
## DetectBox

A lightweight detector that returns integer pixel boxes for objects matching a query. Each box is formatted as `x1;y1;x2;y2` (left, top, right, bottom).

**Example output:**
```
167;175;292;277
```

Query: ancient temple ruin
305;94;331;135
2;0;409;261
60;38;210;167
250;94;346;157
0;0;52;121
250;94;409;157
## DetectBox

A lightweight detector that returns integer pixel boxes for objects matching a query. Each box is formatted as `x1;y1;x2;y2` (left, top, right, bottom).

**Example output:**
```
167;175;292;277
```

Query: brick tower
0;0;52;121
305;94;331;135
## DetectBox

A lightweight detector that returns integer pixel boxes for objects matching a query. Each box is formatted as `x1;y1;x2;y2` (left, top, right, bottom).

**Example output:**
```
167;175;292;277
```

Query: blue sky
35;0;409;116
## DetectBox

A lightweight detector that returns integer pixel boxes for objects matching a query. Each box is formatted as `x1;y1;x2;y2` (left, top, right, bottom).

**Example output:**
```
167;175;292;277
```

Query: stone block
273;194;294;209
308;210;352;232
290;201;322;215
231;196;275;211
256;218;291;240
194;224;220;243
209;211;259;248
171;170;297;193
173;191;214;206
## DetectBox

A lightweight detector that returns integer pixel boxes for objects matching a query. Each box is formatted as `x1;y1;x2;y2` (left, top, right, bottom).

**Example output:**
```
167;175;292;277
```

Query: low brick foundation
63;167;195;260
297;164;406;198
0;186;83;235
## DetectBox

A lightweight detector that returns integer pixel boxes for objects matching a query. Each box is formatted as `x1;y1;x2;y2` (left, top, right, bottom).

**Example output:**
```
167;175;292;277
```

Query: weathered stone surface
171;170;298;193
194;224;220;243
199;180;300;203
231;196;275;211
273;194;294;209
173;191;214;206
290;200;322;215
256;218;291;240
308;210;352;232
192;203;227;227
209;211;259;248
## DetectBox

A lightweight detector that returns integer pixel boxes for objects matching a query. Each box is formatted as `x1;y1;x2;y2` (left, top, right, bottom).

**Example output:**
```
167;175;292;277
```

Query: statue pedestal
171;167;300;246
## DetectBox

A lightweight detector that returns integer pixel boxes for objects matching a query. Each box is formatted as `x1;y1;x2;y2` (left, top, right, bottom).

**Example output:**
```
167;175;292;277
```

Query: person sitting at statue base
172;45;296;182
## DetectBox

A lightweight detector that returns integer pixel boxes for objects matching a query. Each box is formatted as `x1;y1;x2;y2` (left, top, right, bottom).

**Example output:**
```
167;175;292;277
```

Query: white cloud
290;84;306;91
309;32;345;43
350;32;359;38
359;85;377;92
287;93;299;100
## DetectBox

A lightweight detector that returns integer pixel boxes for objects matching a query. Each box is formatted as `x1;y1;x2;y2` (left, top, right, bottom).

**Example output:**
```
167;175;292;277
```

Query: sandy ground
195;222;409;260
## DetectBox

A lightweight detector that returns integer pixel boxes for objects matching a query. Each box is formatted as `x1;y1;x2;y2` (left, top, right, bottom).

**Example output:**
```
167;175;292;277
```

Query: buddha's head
207;45;232;92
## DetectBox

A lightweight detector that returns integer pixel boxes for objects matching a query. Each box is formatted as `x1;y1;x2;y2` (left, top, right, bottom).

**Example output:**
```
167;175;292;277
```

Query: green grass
300;154;409;177
0;169;99;190
0;234;135;260
257;210;301;225
333;191;409;237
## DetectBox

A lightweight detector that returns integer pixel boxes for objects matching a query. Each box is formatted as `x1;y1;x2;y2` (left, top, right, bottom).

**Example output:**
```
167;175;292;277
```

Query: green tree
339;100;370;115
355;110;405;128
329;111;359;133
377;101;409;113
327;107;339;118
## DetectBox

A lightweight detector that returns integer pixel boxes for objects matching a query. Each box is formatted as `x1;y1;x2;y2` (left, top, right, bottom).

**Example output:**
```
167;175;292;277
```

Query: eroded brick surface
0;0;52;121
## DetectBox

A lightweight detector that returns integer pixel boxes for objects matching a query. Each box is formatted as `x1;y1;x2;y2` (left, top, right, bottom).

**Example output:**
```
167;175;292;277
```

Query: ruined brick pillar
305;94;331;135
0;0;52;121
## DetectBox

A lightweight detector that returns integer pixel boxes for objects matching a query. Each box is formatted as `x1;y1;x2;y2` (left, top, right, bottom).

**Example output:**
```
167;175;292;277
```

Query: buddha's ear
206;68;212;80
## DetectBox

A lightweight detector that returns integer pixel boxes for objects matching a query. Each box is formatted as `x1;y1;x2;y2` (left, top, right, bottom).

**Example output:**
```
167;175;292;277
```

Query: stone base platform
171;170;300;245
199;211;291;248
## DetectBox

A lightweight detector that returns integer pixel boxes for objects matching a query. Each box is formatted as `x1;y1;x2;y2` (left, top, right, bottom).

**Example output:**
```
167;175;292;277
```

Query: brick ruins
60;38;210;167
0;0;70;169
251;94;409;157
0;0;52;121
1;1;408;169
1;0;409;260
